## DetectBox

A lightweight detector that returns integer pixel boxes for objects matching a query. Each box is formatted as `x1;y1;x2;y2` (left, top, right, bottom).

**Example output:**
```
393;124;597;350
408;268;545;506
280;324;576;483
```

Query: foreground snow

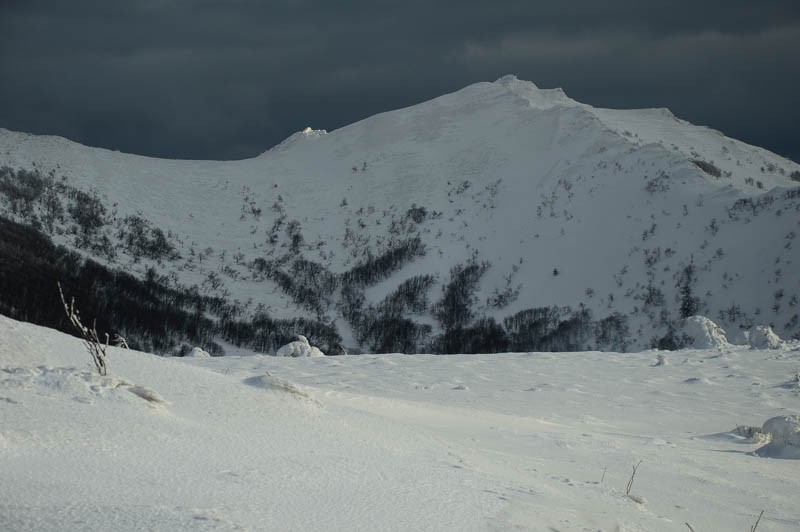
1;315;798;531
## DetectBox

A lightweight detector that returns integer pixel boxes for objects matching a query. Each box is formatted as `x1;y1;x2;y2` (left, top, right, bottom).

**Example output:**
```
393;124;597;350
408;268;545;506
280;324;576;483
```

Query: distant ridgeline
0;166;645;355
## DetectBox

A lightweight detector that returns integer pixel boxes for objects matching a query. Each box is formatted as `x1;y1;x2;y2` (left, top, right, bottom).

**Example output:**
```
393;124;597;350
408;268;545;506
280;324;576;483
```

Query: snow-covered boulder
186;347;211;358
276;335;325;357
753;415;800;459
749;325;783;350
681;316;729;349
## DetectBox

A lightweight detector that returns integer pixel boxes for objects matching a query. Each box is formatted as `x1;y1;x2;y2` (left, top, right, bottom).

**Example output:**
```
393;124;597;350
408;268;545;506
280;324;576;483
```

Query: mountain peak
494;74;534;87
490;74;576;110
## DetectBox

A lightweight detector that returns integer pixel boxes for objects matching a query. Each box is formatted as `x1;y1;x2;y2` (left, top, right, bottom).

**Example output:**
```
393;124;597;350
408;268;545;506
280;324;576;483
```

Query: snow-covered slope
0;75;798;353
2;314;799;530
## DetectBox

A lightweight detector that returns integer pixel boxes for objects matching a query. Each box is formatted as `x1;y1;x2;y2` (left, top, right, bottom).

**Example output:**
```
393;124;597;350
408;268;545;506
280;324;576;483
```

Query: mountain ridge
0;76;798;354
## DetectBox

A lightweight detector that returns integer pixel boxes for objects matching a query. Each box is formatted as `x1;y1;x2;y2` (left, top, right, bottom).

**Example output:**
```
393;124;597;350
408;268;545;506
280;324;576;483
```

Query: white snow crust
1;315;799;531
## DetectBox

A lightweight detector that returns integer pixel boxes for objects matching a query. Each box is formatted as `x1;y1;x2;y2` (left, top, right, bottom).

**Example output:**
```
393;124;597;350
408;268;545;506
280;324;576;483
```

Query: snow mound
749;325;783;350
244;372;321;406
681;316;729;349
276;335;325;357
127;385;167;404
0;366;163;407
753;415;800;459
186;347;211;358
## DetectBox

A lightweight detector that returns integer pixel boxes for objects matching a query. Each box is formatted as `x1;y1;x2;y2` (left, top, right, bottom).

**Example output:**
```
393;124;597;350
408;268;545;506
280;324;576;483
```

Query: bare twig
626;460;643;496
58;282;108;375
601;467;607;483
112;334;129;349
750;510;764;532
685;522;696;532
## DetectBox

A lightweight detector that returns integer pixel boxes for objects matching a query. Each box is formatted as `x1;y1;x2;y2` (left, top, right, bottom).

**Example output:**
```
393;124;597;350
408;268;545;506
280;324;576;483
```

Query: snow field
1;314;799;530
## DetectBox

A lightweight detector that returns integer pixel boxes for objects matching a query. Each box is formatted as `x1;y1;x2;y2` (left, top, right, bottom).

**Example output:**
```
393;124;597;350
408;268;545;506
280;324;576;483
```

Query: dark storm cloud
1;1;798;161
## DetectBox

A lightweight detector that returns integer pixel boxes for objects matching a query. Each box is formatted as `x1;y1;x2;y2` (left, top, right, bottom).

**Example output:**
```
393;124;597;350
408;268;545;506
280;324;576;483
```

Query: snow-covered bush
749;325;783;349
186;347;211;358
762;416;800;445
276;335;325;357
681;316;729;349
753;415;800;459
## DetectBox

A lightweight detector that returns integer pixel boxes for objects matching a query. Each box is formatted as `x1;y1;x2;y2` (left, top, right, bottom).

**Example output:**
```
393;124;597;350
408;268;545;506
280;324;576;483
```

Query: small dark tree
286;220;304;253
652;323;690;351
677;260;699;319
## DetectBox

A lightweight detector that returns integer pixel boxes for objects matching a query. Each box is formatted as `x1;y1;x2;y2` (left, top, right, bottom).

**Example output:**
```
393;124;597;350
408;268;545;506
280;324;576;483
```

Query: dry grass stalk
58;282;109;376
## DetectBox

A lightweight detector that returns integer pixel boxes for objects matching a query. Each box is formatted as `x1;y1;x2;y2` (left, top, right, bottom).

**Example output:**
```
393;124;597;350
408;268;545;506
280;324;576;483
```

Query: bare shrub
58;282;109;375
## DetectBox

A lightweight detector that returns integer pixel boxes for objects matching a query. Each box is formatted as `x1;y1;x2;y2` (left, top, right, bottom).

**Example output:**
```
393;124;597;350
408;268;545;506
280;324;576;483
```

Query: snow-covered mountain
1;75;798;354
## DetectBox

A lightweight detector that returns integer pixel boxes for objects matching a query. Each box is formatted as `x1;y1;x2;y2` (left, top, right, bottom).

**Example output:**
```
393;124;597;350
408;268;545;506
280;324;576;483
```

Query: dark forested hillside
0;216;342;355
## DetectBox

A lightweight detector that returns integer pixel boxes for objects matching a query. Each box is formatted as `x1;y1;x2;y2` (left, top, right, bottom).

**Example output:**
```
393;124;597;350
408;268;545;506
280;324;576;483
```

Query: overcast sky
1;1;798;162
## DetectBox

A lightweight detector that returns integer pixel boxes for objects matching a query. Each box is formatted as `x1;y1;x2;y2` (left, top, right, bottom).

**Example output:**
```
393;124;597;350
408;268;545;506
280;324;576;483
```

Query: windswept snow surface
1;315;799;531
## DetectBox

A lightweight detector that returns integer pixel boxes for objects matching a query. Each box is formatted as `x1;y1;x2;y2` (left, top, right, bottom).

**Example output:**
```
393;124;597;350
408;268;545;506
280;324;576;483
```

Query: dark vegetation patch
690;159;722;178
117;215;179;262
0;216;339;356
340;274;435;353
